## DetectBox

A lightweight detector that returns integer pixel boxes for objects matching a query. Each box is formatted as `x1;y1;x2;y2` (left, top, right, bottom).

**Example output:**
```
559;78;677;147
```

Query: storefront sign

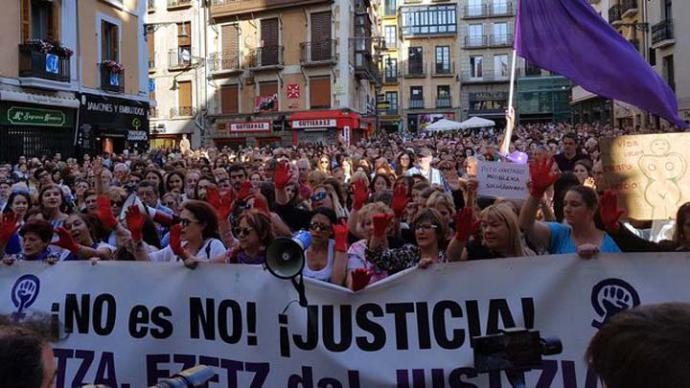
292;119;337;129
79;93;149;134
4;106;66;127
229;121;271;133
127;130;148;141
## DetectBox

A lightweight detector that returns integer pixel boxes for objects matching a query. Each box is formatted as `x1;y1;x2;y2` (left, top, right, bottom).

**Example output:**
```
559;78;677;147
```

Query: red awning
288;110;360;129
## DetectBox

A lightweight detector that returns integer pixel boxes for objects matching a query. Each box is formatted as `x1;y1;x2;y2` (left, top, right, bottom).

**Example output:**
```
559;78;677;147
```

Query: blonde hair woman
425;191;456;237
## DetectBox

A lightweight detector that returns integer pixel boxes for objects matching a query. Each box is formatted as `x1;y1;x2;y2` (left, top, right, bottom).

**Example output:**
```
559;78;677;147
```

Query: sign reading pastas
292;119;337;129
229;121;271;132
600;133;690;220
1;254;688;387
477;160;530;199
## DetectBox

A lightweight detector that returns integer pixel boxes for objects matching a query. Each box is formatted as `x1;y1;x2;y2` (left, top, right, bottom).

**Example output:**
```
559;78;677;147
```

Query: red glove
169;224;185;257
391;184;409;218
372;214;393;238
237;181;253;202
333;221;349;252
273;161;292;190
454;207;480;242
0;211;20;245
528;158;560;198
251;195;270;215
207;186;235;221
352;179;369;211
599;190;625;232
125;205;145;242
54;227;80;254
351;268;372;292
96;195;118;229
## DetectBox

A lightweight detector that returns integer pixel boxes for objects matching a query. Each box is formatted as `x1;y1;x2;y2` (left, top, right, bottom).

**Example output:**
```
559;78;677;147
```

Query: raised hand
453;207;479;242
207;186;235;222
599;190;625;232
54;227;80;254
169;224;185;257
333;221;349;253
0;211;21;245
351;268;372;292
273;161;292;190
372;214;393;238
95;195;118;229
252;195;270;215
352;179;369;211
125;205;145;242
391;185;409;218
528;157;559;198
237;181;253;202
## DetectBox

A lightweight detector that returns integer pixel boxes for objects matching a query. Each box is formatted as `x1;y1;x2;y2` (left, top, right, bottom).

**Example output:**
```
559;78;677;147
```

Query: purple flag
515;0;687;128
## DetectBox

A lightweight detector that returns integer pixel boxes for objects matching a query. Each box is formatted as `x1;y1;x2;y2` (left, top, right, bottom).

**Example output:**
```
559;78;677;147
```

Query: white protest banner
1;254;688;387
477;161;530;199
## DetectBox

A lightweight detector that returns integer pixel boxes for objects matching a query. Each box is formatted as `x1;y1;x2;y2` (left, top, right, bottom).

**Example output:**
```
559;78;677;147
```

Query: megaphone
266;231;311;307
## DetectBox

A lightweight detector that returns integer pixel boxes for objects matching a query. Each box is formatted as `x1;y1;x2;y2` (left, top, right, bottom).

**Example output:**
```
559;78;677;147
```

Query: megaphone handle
292;274;308;307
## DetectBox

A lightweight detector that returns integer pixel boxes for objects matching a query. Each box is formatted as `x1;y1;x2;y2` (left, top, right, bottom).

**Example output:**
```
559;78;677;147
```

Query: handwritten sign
600;133;690;220
477;161;529;199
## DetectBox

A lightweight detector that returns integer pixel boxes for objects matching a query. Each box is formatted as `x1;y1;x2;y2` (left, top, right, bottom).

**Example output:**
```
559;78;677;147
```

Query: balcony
18;44;71;83
210;0;330;18
651;20;674;48
167;0;192;9
460;71;511;83
463;3;513;19
409;99;424;109
208;52;241;73
382;70;399;84
464;35;488;48
609;5;622;26
404;63;426;78
300;40;337;66
432;62;455;78
489;34;513;47
170;106;196;117
247;46;284;70
621;0;638;18
436;97;452;108
99;64;124;93
168;49;193;70
354;51;381;85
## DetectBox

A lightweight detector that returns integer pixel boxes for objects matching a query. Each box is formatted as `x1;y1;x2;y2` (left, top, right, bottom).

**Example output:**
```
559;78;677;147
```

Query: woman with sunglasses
303;208;348;285
132;200;226;265
364;208;448;276
317;155;331;174
218;209;274;264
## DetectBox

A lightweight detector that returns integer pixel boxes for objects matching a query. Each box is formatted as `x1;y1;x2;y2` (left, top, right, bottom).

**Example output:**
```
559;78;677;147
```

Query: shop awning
288;110;360;129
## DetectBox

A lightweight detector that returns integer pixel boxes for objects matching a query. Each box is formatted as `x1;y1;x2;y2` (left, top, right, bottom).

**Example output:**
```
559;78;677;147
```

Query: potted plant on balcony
102;60;125;74
23;39;73;58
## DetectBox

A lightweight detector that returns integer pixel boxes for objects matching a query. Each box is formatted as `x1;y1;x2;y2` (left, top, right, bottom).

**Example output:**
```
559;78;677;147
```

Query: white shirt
148;238;226;262
303;240;335;282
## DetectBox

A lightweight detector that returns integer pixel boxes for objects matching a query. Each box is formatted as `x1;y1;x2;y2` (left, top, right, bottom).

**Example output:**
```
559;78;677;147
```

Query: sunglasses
415;224;438;232
233;226;254;237
310;192;328;202
309;222;331;232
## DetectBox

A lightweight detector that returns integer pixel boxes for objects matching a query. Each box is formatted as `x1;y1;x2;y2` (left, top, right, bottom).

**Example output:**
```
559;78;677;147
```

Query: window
468;24;483;46
435;46;450;74
310;77;331;109
178;81;192;116
220;85;239;114
663;55;675;91
258;81;279;111
410;86;423;108
492;0;508;15
385;57;398;80
408;47;424;74
29;0;54;41
494;54;509;79
384;26;397;49
221;24;239;69
437;85;451;107
260;18;280;65
467;0;482;17
101;21;119;62
147;28;155;68
310;12;332;61
177;21;192;66
493;22;508;45
385;91;398;111
469;92;508;113
385;0;396;16
664;0;672;19
470;56;483;79
401;5;456;36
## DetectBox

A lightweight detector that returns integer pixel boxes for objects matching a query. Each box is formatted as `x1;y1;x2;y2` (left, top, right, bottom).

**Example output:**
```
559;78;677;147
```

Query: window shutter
178;81;192;109
112;24;120;61
47;2;56;41
147;29;155;62
309;77;331;109
178;22;191;46
310;12;331;61
20;0;30;42
261;18;278;46
221;24;239;54
221;85;239;114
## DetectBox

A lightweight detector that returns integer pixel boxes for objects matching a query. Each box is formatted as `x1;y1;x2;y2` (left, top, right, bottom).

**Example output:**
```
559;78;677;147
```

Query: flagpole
501;48;518;155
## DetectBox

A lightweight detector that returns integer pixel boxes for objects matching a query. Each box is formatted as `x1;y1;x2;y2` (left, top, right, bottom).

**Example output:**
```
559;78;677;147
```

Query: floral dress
365;244;448;275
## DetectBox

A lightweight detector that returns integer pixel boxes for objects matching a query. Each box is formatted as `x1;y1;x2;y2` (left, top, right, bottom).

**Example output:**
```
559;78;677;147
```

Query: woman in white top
133;200;225;267
302;208;347;285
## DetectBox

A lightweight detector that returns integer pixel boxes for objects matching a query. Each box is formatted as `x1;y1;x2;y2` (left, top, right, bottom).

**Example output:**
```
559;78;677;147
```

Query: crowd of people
0;122;687;292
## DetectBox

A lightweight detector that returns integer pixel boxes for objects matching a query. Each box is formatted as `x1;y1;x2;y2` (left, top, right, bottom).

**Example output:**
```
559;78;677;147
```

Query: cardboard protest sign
600;133;690;220
477;161;530;199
